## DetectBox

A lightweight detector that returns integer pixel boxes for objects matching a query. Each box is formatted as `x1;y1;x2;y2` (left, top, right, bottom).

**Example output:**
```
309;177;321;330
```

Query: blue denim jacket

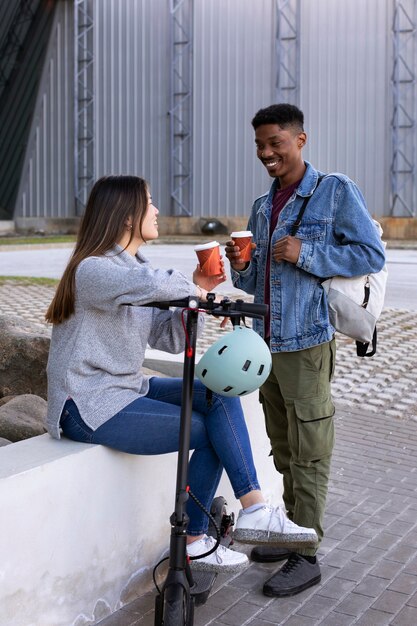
232;161;386;352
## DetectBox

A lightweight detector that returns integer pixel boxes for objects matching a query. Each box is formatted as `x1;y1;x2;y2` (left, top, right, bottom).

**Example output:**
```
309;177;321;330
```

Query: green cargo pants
260;338;336;556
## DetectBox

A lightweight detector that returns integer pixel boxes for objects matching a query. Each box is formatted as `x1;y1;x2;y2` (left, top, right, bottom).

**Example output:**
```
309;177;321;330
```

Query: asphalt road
0;244;416;309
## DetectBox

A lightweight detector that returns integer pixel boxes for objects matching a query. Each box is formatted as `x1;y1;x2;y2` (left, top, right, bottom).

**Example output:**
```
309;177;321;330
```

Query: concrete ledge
0;381;280;625
0;221;15;234
10;216;417;241
379;216;417;240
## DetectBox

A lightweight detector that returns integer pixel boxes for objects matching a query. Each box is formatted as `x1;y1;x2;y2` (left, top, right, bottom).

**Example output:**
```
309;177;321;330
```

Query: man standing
226;103;385;597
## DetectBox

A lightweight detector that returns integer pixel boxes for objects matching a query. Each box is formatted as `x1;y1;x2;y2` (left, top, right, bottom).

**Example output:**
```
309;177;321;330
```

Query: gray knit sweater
46;245;201;439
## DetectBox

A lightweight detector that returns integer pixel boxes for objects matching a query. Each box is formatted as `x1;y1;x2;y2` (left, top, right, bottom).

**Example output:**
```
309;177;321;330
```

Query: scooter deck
190;570;217;606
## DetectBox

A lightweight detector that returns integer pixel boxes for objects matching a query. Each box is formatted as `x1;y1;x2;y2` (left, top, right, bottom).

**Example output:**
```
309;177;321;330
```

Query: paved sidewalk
98;404;417;626
1;281;417;624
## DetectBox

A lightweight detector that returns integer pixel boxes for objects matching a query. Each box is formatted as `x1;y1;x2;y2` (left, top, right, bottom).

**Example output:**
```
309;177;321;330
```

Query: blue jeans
60;377;260;535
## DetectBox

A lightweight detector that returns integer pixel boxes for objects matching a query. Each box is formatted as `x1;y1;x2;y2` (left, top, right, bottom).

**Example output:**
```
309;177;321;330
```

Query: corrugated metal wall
15;1;74;218
94;0;170;212
13;0;411;221
192;0;276;217
300;0;392;215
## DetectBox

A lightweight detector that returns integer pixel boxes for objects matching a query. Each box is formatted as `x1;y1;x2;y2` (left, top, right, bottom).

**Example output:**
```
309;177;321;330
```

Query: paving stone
278;615;314;626
337;561;375;583
368;532;401;551
355;521;386;539
255;599;300;623
353;575;391;598
404;557;417;576
352;546;386;565
407;591;417;607
318;577;356;600
386;544;417;564
354;608;393;625
385;521;416;537
337;534;370;553
318;612;355;626
213;600;262;624
96;610;142;626
388;573;417;595
324;523;357;541
323;548;357;568
201;584;247;610
371;589;409;613
295;594;338;619
391;605;417;626
239;617;277;626
229;564;271;591
369;559;405;580
334;591;375;616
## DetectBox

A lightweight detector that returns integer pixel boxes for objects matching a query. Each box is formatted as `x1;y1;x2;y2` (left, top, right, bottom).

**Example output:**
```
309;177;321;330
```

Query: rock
0;394;47;442
0;315;50;399
0;437;11;447
0;395;15;407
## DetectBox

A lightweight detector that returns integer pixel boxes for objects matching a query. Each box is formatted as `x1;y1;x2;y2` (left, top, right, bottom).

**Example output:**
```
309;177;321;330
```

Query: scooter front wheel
163;586;194;626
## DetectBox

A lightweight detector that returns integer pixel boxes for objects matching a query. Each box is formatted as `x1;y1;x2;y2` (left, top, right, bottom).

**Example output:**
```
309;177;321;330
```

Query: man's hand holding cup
225;231;255;270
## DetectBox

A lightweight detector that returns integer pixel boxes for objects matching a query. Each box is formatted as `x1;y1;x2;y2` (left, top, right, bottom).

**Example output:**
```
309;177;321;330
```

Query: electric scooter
146;294;268;626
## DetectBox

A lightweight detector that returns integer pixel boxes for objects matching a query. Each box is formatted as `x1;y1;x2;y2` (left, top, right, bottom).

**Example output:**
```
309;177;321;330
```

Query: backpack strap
290;176;324;236
356;328;377;357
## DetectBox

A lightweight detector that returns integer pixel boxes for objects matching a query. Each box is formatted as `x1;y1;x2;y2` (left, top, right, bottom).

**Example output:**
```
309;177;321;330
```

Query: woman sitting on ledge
45;175;317;572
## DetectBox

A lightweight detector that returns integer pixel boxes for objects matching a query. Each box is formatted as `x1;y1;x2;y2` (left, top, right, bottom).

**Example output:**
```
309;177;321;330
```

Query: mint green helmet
195;326;272;396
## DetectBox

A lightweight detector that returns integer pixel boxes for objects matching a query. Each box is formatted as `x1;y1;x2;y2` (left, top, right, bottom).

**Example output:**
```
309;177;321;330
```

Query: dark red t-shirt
264;180;301;338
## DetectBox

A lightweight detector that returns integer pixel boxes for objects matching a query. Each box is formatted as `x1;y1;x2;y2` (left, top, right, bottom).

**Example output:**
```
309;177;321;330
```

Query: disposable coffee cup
194;241;222;276
230;231;253;262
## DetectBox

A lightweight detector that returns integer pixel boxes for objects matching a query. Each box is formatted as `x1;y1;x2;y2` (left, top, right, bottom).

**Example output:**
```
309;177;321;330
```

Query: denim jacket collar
258;161;320;221
271;160;320;198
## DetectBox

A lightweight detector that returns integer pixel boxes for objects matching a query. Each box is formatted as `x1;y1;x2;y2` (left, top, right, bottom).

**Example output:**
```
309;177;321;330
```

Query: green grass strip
0;276;59;286
0;235;75;245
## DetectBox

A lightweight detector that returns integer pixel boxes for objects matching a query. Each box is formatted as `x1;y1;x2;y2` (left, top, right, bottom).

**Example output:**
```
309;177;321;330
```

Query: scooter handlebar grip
231;301;268;317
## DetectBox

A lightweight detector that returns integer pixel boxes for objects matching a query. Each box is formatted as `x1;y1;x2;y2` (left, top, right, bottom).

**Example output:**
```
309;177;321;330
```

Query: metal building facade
15;0;74;219
12;0;416;222
300;0;392;215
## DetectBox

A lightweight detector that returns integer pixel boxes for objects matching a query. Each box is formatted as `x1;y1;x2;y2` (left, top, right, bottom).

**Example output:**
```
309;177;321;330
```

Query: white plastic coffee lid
194;241;220;251
230;231;253;237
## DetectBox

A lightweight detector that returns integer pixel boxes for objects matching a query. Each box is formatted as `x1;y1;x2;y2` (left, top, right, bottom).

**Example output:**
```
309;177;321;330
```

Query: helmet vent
257;364;265;375
218;346;228;355
242;360;251;371
201;368;207;377
223;386;233;392
238;391;248;396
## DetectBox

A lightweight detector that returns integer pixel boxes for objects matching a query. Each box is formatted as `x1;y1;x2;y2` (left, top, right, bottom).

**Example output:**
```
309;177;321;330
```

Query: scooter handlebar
140;295;268;320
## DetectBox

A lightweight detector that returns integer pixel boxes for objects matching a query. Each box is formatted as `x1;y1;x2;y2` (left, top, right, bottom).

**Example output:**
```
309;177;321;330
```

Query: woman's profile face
139;193;159;243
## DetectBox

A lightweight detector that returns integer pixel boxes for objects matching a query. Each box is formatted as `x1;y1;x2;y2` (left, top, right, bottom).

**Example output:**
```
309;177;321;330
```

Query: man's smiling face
255;123;306;186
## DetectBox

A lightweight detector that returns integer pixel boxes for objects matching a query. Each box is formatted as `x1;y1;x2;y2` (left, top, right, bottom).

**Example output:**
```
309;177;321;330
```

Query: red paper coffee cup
230;231;253;262
194;241;222;276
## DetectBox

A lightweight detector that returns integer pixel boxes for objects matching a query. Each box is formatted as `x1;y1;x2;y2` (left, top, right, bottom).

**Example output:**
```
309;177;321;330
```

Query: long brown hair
46;175;149;324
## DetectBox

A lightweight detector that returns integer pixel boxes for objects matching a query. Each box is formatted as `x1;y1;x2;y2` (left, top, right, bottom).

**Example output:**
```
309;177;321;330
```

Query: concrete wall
0;384;280;626
12;215;417;242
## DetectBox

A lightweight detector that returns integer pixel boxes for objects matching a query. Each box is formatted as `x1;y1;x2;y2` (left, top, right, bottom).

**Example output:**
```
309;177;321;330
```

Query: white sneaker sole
189;556;249;573
233;528;318;547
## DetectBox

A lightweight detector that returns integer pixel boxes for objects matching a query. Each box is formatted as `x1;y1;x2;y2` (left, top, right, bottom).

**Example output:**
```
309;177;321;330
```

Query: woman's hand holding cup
193;241;226;301
193;255;227;294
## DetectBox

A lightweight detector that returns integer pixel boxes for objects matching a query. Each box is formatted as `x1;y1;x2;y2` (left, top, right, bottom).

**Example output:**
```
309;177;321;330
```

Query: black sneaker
263;553;321;597
251;546;292;563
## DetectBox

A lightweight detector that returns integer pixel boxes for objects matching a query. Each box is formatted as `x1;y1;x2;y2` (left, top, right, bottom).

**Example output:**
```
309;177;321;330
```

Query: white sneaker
187;535;249;573
233;505;318;548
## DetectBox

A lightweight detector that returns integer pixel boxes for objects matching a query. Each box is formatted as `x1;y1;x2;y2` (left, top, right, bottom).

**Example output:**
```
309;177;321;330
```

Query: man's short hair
251;104;304;132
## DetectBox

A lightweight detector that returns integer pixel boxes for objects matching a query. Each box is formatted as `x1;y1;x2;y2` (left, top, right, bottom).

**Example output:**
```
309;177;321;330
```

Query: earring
126;224;132;231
